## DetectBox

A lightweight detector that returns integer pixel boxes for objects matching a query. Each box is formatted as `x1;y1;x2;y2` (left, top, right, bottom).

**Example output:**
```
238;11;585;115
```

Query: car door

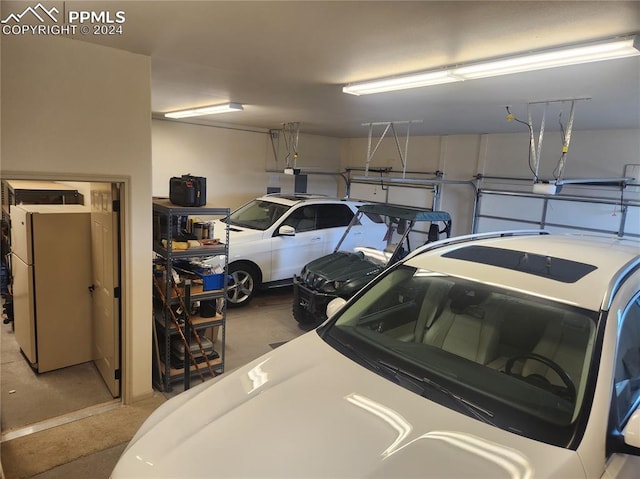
315;204;358;253
269;204;355;282
269;205;325;282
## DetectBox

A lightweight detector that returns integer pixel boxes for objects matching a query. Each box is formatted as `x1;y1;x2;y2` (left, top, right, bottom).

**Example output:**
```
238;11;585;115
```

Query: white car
208;194;387;306
112;231;640;478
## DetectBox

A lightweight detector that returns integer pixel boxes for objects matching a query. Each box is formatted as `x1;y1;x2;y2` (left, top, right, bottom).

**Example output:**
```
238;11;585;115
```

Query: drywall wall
342;134;473;235
152;119;343;209
478;129;640;236
152;120;639;237
482;129;640;187
342;128;640;235
1;35;153;403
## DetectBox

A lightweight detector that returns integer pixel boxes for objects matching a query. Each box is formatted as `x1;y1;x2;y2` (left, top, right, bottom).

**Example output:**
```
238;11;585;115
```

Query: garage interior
0;0;639;478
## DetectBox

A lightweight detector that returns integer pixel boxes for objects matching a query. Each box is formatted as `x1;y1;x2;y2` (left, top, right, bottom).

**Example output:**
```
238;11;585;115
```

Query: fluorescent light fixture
343;35;640;95
343;70;459;95
453;36;640;79
164;102;244;119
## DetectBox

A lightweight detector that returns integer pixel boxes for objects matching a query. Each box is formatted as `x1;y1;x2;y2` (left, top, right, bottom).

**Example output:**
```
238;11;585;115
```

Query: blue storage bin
198;272;225;291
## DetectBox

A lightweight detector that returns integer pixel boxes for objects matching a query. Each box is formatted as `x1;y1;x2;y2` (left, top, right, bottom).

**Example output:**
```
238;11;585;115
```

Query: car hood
215;219;264;244
112;333;584;479
305;251;383;282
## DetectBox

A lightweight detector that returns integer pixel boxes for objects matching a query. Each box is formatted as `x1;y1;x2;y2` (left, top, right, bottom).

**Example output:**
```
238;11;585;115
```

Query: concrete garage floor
1;287;304;479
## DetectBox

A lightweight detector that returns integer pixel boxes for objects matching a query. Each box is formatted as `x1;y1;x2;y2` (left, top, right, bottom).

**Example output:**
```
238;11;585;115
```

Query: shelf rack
152;199;230;391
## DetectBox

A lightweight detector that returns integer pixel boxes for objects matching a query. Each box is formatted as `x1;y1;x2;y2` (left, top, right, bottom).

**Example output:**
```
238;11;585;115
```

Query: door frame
0;172;129;406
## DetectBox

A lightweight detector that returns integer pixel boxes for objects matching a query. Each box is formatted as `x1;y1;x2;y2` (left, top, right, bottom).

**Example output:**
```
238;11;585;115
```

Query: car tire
227;262;259;308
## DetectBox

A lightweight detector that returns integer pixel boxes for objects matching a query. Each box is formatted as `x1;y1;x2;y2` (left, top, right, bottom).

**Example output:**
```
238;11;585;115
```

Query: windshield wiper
377;360;496;426
328;334;496;427
328;335;396;378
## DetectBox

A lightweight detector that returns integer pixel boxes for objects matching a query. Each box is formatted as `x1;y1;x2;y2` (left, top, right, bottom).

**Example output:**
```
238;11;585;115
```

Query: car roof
256;193;364;206
358;203;451;221
405;232;640;312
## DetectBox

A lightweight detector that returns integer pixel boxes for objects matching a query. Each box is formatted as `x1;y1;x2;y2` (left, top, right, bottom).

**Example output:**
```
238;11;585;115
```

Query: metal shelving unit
152;199;229;391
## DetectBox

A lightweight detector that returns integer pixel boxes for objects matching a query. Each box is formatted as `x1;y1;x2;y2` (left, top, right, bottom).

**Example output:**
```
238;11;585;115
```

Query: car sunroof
442;245;597;283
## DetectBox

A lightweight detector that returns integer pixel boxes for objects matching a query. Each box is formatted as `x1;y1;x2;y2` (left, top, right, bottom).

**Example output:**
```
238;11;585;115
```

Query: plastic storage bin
198;272;225;291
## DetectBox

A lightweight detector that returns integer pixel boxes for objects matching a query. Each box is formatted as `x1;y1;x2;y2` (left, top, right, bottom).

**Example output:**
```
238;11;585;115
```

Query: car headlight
322;280;345;293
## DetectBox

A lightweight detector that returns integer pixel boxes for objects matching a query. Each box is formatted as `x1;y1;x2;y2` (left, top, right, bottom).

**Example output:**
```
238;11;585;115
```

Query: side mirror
326;297;347;319
623;408;640;449
278;225;296;236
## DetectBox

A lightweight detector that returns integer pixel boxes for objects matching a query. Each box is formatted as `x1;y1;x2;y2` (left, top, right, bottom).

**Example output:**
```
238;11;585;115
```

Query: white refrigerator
10;204;93;373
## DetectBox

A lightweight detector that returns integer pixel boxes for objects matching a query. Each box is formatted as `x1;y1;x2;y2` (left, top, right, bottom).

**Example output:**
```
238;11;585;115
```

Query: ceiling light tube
165;102;244;118
453;36;640;79
342;70;460;96
343;35;639;95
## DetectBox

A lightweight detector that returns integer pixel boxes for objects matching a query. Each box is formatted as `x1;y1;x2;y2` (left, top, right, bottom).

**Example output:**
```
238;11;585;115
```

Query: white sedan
112;231;640;478
207;194;388;306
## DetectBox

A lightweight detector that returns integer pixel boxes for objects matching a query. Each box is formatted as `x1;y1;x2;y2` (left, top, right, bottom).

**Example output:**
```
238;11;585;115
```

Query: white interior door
90;183;121;397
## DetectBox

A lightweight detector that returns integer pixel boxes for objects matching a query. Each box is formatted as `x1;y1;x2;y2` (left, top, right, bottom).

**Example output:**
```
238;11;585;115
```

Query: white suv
208;194;387;306
113;231;640;478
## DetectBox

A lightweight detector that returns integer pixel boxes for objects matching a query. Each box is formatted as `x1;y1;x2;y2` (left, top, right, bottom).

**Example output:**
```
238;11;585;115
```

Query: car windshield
227;199;291;231
321;264;598;448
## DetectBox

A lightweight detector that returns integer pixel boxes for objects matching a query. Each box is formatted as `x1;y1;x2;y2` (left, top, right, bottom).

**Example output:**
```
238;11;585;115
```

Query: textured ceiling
4;1;640;137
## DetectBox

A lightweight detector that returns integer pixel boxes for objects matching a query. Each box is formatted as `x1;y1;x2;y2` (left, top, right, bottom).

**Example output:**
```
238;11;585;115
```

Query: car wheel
227;263;259;308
